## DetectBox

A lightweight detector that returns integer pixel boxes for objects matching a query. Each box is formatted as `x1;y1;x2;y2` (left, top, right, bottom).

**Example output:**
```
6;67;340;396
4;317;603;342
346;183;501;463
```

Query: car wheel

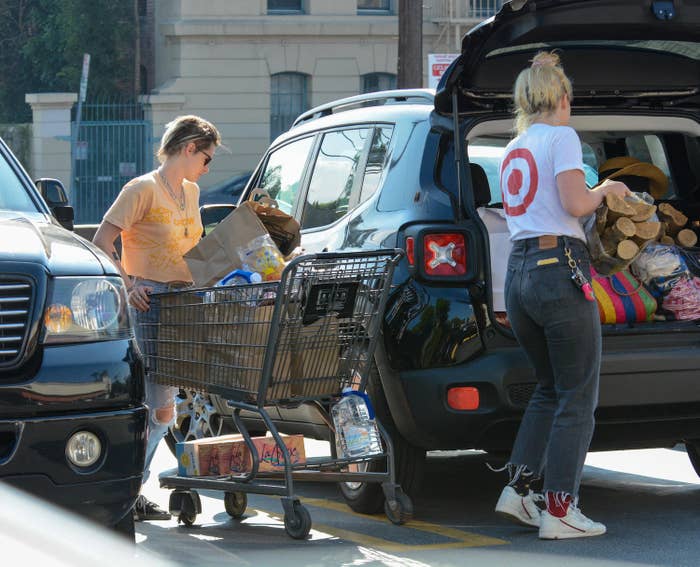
685;440;700;477
165;389;233;455
338;362;425;514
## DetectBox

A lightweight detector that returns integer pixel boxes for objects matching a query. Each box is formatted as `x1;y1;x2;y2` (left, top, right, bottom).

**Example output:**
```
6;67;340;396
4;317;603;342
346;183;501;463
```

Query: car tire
685;440;700;477
113;511;135;542
338;362;425;514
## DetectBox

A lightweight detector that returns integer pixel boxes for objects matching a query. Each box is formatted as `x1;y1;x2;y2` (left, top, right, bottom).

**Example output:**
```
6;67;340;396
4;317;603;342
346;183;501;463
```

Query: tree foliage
0;0;135;122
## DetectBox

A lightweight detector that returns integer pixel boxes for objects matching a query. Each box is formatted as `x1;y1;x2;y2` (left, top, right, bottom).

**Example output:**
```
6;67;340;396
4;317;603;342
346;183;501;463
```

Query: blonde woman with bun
94;115;221;521
493;52;631;539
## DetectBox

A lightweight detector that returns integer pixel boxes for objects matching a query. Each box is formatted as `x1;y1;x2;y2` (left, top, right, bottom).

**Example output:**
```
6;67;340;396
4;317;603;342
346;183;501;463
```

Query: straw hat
598;156;669;199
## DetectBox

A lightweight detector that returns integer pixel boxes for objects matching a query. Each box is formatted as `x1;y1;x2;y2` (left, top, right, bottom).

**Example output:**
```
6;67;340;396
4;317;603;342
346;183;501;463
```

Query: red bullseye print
507;169;523;195
500;148;539;216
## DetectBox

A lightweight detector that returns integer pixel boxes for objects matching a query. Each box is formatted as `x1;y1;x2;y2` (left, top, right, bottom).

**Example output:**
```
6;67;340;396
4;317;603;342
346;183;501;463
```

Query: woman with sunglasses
93;114;221;522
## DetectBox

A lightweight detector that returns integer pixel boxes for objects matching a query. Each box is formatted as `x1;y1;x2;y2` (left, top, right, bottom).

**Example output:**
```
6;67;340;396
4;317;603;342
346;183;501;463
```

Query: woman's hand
128;283;153;312
598;178;633;199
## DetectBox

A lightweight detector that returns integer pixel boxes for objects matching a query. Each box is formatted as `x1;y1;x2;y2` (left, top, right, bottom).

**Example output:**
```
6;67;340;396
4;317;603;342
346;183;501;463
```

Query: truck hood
435;0;700;114
0;212;107;276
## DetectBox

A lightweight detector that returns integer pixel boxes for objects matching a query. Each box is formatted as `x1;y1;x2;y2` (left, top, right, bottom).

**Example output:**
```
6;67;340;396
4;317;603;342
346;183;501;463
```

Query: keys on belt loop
565;247;595;302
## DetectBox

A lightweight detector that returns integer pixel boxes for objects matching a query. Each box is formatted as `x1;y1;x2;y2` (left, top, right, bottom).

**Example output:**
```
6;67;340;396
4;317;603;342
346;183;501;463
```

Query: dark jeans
505;236;602;497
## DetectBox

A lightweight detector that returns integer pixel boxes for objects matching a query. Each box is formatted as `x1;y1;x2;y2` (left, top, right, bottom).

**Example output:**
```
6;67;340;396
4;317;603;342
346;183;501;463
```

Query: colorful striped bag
590;266;657;324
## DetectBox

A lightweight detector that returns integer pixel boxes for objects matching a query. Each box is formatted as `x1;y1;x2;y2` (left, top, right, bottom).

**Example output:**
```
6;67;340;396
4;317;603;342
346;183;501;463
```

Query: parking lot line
259;496;507;551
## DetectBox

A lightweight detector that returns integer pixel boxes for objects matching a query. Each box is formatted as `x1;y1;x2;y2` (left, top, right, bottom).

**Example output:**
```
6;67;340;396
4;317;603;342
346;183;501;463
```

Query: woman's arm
557;170;632;218
93;222;151;312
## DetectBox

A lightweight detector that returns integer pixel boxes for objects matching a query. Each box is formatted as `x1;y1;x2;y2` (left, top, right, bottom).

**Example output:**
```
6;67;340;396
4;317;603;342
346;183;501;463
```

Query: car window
0;151;37;213
626;134;675;198
467;142;505;204
358;126;394;204
258;137;314;214
301;128;370;230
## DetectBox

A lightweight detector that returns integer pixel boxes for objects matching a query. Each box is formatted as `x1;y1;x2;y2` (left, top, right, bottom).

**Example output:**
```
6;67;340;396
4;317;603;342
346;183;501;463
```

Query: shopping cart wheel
178;491;200;527
224;491;247;519
384;489;413;525
284;502;312;539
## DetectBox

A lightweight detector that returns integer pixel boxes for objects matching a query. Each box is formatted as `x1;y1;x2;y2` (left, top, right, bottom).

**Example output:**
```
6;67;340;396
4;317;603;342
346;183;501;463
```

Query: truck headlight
42;277;131;344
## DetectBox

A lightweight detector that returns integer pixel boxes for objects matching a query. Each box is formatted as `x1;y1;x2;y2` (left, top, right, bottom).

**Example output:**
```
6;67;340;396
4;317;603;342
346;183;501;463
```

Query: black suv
182;0;700;514
0;137;147;538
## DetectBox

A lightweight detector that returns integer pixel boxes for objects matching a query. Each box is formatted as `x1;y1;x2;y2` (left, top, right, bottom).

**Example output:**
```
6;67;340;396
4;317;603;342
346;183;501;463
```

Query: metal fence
71;98;151;224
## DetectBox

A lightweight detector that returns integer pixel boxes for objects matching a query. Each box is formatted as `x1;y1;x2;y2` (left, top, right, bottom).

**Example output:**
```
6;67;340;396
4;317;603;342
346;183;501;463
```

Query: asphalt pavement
135;439;700;566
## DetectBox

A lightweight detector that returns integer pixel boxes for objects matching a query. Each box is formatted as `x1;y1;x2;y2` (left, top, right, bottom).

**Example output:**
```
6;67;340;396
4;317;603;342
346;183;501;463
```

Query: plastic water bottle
331;387;382;459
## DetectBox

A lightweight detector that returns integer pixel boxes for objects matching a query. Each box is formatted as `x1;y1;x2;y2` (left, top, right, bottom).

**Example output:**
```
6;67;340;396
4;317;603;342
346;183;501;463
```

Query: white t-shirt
499;123;585;242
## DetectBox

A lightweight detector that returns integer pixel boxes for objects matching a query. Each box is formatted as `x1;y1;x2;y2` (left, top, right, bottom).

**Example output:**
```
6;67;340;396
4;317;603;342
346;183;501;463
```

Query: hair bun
531;52;560;69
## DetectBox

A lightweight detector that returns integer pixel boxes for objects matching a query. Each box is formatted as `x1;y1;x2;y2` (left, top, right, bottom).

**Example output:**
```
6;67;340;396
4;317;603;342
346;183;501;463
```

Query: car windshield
0;150;38;213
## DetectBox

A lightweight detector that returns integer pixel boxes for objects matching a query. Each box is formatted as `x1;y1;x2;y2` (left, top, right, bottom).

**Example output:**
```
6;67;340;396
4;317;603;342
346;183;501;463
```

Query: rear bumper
384;344;700;452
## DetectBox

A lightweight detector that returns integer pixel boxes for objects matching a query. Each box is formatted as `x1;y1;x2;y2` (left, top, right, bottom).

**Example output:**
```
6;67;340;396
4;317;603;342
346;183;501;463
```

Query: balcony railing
426;0;504;23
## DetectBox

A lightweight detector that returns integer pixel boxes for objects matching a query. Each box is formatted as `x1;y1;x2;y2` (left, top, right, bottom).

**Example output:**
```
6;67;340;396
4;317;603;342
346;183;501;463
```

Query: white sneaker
495;485;542;527
539;506;607;539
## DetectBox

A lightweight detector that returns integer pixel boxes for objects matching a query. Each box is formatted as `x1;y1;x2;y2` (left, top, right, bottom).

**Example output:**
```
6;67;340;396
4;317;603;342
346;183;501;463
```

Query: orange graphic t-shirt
103;171;203;283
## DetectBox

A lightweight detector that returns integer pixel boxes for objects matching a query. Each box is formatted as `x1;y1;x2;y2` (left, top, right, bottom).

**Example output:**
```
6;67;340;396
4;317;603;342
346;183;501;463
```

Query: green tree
0;0;136;122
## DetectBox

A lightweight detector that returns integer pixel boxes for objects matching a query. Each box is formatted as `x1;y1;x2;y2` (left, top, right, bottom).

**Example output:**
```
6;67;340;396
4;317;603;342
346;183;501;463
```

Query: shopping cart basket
140;250;409;539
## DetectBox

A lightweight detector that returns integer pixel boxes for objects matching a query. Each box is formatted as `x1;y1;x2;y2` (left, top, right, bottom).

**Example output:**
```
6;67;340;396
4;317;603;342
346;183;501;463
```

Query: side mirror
35;178;69;207
200;204;236;236
35;178;74;231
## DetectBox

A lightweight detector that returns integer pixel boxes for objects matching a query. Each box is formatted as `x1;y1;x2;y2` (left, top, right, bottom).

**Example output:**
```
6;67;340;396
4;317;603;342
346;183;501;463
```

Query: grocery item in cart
331;388;382;459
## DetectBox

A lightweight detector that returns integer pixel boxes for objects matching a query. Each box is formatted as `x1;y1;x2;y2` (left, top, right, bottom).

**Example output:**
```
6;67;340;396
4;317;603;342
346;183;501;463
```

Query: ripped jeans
131;278;188;484
504;236;602;497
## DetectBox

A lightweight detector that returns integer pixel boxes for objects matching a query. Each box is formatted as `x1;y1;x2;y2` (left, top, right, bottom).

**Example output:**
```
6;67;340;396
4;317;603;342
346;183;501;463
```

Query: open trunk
465;112;700;332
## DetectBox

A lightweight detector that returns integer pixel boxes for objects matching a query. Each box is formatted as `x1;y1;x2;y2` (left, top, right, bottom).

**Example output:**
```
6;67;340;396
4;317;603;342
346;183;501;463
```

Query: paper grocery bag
184;201;267;287
248;190;301;256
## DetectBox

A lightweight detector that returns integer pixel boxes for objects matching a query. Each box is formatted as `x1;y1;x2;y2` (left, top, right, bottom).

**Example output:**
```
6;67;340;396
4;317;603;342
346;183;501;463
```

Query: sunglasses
200;149;213;166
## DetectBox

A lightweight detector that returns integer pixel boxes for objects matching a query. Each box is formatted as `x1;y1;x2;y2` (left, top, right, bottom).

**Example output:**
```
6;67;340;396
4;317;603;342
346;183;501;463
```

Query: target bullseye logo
500;148;539;216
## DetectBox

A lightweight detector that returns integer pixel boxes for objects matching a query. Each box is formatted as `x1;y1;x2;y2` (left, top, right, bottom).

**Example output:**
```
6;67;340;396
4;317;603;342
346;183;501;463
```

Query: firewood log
605;194;635;222
660;235;676;246
631;221;661;245
617;239;639;261
630;202;657;223
657;203;688;236
608;217;636;241
676;228;698;248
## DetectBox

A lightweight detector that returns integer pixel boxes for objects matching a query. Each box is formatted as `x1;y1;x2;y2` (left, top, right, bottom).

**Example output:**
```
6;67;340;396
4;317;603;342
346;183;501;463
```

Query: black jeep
179;0;700;514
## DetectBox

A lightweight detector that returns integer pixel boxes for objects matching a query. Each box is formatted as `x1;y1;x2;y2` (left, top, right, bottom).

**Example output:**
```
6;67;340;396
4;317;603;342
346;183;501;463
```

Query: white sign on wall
427;53;459;89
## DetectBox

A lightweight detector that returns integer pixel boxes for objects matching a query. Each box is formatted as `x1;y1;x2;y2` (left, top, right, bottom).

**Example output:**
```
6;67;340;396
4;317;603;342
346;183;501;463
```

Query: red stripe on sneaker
521;499;533;519
560;518;586;532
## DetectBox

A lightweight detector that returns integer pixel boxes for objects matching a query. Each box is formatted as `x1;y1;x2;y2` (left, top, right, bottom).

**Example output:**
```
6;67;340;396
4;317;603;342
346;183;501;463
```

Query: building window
362;72;397;94
358;0;391;12
270;73;309;141
268;0;304;13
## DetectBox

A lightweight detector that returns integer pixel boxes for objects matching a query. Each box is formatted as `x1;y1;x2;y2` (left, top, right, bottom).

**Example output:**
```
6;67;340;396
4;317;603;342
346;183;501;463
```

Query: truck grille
0;281;32;366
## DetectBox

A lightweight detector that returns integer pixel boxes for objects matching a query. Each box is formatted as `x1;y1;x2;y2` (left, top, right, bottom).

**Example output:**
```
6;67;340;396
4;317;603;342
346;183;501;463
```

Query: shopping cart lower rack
140;250;410;539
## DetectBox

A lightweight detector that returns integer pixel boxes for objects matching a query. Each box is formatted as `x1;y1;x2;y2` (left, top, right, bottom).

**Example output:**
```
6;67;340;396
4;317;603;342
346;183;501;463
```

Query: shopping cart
140;250;410;539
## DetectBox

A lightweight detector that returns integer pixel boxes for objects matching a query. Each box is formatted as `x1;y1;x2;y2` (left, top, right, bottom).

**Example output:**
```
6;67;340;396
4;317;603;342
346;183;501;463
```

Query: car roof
272;91;435;147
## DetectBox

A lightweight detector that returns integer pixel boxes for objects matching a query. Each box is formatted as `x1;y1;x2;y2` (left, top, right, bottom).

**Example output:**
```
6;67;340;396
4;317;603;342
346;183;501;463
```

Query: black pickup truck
0;136;147;539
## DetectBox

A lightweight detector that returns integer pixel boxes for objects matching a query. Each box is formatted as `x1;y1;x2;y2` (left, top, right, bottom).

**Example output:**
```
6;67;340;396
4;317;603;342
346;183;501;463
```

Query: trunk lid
435;0;700;114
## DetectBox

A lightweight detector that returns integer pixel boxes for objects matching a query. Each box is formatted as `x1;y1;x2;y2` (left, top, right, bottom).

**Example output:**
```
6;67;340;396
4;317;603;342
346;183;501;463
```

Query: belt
518;235;585;250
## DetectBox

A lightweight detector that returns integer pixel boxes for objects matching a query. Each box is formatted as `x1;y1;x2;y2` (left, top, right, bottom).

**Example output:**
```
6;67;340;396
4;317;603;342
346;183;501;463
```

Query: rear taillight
423;233;467;276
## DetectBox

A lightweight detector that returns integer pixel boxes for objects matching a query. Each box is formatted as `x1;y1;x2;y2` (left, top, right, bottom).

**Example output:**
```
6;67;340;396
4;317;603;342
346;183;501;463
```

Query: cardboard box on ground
152;195;341;401
176;433;306;477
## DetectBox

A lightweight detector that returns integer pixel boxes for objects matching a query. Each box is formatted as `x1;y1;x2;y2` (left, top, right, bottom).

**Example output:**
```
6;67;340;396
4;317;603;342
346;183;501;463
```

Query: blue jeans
131;278;186;484
504;236;602;497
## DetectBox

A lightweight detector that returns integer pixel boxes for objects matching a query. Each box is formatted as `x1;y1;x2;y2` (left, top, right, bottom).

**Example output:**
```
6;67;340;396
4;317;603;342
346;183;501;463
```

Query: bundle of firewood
595;196;698;261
